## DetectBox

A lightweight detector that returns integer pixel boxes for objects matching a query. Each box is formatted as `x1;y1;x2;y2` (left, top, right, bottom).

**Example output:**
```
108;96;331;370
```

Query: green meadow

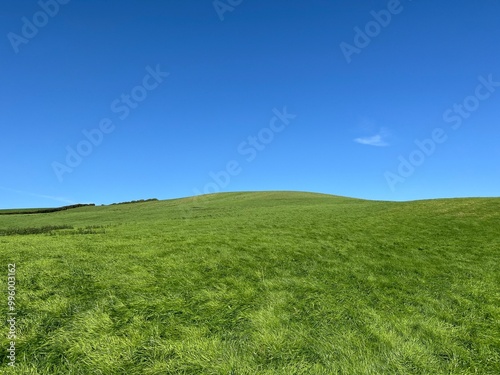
0;191;499;374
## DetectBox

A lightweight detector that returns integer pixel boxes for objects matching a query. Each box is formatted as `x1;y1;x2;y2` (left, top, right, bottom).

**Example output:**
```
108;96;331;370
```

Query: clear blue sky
1;0;499;208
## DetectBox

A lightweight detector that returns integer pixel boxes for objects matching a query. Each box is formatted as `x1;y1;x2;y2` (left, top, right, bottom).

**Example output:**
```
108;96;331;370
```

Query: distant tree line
1;199;159;215
0;204;95;215
110;198;158;206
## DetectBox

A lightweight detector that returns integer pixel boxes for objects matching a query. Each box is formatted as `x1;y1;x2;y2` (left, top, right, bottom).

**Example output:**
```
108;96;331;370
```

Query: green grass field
1;191;499;374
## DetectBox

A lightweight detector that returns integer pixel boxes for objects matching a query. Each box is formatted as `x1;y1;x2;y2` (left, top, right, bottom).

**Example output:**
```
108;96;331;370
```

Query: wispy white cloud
354;128;390;147
0;186;76;205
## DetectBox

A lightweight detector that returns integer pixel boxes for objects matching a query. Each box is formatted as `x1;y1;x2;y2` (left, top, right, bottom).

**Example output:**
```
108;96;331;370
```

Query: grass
0;191;499;374
0;226;74;236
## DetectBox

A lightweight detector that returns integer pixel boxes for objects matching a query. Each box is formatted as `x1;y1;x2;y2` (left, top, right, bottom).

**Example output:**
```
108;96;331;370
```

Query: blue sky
1;0;499;208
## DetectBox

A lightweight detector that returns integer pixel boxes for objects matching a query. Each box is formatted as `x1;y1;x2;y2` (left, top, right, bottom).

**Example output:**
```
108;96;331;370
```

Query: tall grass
0;192;498;374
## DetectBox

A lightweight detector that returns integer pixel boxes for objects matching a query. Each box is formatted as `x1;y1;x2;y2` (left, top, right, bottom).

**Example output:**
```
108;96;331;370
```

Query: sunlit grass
1;192;499;374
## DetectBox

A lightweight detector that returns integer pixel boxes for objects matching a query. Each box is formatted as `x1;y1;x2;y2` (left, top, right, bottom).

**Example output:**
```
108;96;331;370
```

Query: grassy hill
0;191;499;374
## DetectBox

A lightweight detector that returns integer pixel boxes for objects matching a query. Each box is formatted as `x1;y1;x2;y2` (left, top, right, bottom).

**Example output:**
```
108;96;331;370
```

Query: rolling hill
0;191;499;374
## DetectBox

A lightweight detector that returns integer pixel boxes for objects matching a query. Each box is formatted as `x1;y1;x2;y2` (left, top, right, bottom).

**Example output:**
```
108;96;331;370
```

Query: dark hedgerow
0;204;96;216
0;225;73;236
